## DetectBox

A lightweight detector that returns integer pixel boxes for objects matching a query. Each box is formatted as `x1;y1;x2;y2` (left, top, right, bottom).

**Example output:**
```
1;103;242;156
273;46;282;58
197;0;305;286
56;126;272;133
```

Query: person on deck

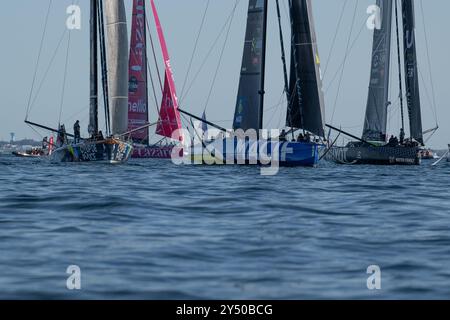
399;128;405;145
57;125;67;147
74;120;81;144
279;130;287;142
297;133;304;142
42;137;48;150
98;131;104;141
305;132;311;143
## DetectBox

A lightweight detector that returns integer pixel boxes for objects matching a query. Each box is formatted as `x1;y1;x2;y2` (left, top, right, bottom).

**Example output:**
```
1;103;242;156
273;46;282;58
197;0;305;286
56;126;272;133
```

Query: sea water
0;154;449;299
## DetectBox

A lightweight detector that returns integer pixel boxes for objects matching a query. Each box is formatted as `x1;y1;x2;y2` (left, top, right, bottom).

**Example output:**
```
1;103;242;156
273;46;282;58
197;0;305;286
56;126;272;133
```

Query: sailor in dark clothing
305;132;311;143
74;120;81;144
399;128;405;145
388;135;399;147
42;136;48;150
98;130;104;140
279;129;287;142
297;133;305;142
57;125;67;147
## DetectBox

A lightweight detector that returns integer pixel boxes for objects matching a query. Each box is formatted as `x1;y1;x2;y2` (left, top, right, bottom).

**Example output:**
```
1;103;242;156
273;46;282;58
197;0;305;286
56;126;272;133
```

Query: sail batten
402;0;423;145
128;0;149;143
287;0;325;138
105;0;129;135
362;0;393;142
233;0;268;132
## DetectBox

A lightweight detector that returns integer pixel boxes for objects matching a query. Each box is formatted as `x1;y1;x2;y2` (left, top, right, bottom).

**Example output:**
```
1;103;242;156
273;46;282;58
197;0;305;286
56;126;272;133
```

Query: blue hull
279;142;320;167
190;140;321;167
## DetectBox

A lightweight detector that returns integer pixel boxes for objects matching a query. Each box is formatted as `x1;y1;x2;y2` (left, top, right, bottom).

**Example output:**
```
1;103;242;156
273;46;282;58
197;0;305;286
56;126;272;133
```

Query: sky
0;0;448;148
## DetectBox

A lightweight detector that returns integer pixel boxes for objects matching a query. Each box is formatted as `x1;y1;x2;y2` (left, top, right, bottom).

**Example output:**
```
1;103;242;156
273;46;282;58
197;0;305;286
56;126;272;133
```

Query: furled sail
150;0;183;140
105;0;129;135
362;0;393;143
233;0;268;132
401;0;423;145
287;0;325;138
128;0;149;143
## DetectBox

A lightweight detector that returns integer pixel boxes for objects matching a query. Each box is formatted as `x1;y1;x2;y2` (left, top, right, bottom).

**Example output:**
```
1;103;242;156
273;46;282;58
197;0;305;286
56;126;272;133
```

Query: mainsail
150;0;183;140
362;0;393;142
287;0;326;138
233;0;268;132
128;0;148;143
402;0;423;145
105;0;129;135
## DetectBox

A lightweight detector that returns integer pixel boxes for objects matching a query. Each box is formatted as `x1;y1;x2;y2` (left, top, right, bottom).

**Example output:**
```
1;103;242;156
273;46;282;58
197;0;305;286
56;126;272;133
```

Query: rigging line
58;29;72;126
62;105;89;124
418;67;438;123
323;18;366;94
265;92;285;128
180;1;242;104
28;29;68;114
27;122;46;139
143;11;162;116
180;0;211;100
329;0;359;124
147;57;161;115
146;17;163;94
203;0;239;113
419;0;438;124
322;0;349;80
26;0;53;119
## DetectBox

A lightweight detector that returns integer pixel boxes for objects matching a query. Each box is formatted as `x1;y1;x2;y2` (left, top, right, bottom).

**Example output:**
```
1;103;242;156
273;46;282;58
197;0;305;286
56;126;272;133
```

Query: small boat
419;148;438;160
128;0;183;159
25;0;133;163
12;148;45;158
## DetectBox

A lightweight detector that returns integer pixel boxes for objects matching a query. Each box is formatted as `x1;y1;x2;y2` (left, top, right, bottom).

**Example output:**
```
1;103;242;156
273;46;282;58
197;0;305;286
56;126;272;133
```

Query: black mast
275;0;291;136
288;0;304;131
98;0;111;137
259;0;269;131
89;0;98;136
394;0;406;139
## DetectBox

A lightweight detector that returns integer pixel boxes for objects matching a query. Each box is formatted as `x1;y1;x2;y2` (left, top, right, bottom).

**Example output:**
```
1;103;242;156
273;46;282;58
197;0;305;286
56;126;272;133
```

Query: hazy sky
0;0;448;147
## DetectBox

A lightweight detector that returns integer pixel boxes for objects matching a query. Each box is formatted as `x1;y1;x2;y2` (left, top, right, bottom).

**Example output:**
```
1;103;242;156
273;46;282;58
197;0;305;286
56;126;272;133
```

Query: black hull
327;144;420;165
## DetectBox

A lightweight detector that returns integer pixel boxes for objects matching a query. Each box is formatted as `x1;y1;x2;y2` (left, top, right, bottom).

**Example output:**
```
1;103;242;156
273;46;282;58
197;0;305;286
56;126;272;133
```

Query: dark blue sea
0;153;449;299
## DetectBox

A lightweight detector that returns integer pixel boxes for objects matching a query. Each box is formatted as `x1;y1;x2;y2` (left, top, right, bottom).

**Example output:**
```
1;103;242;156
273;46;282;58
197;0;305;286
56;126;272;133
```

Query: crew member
74;120;81;143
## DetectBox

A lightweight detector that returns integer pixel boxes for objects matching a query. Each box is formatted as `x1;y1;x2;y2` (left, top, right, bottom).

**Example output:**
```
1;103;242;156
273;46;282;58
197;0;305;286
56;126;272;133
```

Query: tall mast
401;0;423;145
288;0;304;131
275;0;291;130
394;0;405;136
89;0;99;136
259;0;268;131
98;0;111;136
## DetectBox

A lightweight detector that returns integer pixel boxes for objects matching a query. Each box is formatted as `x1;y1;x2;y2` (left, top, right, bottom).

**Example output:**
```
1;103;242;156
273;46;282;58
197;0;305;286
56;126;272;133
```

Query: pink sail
128;0;148;143
150;0;183;141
